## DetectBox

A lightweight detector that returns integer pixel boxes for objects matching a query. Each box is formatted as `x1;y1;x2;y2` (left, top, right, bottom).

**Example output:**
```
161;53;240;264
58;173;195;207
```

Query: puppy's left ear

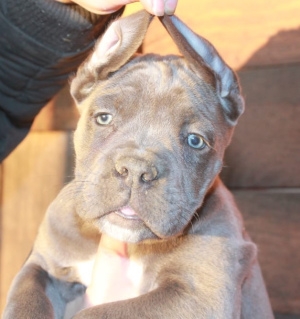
71;10;153;105
160;15;244;126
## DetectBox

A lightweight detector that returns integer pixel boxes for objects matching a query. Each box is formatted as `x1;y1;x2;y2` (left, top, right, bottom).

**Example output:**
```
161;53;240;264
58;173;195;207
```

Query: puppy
3;11;274;319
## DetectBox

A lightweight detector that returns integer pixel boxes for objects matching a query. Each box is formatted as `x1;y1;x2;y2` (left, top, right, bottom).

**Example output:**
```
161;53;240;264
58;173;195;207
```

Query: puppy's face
73;55;234;243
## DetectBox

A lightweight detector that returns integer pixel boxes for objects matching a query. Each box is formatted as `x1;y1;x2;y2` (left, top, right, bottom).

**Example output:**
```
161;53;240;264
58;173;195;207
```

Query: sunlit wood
0;132;73;311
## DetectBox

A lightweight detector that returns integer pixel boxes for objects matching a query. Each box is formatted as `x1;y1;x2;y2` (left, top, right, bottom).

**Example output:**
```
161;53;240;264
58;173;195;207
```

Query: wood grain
0;131;74;312
32;85;79;132
221;64;300;188
142;0;300;69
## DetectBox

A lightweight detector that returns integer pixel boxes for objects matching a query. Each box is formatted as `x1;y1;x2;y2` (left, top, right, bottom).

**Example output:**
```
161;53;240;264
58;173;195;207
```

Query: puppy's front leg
73;280;197;319
73;233;259;319
3;263;56;319
3;182;98;318
4;262;86;319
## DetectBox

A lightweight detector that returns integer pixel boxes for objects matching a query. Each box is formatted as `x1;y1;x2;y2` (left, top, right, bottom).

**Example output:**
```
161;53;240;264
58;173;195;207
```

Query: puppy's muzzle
115;156;159;184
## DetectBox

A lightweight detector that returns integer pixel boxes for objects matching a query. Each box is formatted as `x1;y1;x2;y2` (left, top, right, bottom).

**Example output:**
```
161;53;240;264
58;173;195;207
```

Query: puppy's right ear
71;10;153;105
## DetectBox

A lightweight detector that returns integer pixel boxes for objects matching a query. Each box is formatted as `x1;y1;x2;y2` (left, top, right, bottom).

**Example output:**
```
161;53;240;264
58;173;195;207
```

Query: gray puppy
3;11;274;319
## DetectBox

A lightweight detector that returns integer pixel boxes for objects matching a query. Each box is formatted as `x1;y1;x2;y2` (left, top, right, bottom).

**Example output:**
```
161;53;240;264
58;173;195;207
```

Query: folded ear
160;15;244;126
71;10;153;105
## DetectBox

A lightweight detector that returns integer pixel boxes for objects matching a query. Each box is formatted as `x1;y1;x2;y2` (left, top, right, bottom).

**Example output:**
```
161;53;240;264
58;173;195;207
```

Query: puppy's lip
114;206;141;221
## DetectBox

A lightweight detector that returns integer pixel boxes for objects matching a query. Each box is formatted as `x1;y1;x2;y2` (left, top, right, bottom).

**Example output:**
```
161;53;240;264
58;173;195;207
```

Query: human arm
0;0;124;161
85;234;136;306
64;234;137;317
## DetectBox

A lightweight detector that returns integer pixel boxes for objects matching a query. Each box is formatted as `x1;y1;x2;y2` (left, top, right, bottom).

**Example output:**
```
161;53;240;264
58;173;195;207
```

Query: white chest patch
126;258;145;295
76;259;95;287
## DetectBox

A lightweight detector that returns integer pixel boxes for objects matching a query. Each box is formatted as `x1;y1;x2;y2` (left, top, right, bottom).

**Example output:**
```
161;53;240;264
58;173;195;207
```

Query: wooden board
233;189;300;314
0;131;74;312
32;85;79;132
142;0;300;69
221;64;300;188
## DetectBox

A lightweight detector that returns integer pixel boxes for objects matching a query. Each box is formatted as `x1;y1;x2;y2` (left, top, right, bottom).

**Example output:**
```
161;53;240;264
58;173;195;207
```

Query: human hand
55;0;178;16
83;234;138;307
64;234;136;318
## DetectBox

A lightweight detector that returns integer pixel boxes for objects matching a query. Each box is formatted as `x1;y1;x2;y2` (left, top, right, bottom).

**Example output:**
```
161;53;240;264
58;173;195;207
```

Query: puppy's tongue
120;206;137;217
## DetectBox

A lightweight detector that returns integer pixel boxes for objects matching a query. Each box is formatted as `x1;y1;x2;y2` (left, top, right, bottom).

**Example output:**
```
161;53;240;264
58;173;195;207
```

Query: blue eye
187;134;206;149
95;113;113;125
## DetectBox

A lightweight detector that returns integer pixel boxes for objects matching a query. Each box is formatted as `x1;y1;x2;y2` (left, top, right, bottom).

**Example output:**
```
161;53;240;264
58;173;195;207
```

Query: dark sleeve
0;0;124;161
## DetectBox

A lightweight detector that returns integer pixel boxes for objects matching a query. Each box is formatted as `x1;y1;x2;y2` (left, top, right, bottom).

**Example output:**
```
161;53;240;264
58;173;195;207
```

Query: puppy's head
70;11;244;243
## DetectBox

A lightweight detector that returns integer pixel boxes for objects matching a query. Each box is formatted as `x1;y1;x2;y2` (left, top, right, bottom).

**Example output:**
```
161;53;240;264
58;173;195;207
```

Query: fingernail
165;0;177;15
152;0;164;16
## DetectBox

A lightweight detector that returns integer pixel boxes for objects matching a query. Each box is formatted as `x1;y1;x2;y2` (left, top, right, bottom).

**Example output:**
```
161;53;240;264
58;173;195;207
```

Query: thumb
84;234;133;307
99;233;128;257
55;0;135;14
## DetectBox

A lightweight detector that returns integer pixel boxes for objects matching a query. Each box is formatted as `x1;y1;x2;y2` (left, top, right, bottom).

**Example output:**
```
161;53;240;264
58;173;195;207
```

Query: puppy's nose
115;157;158;183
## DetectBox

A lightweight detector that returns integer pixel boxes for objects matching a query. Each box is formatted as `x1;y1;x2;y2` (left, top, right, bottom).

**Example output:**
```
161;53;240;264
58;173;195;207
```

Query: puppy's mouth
95;204;185;242
113;206;141;221
100;205;143;224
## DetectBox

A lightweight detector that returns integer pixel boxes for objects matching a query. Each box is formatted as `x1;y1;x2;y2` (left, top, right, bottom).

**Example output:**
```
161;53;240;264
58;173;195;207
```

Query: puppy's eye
187;134;206;149
95;113;113;125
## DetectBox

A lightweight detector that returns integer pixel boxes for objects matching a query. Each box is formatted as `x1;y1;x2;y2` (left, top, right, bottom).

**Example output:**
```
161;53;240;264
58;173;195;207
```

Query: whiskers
188;209;201;234
59;177;99;202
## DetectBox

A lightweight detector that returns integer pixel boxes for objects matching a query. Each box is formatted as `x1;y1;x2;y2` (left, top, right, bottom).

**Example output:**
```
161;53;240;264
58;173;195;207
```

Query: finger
164;0;178;15
57;0;136;14
99;233;128;257
55;0;178;15
140;0;178;16
83;234;132;306
139;0;163;16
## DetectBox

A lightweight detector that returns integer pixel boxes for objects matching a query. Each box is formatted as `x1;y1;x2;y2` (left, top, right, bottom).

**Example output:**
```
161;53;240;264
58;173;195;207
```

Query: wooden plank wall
0;0;299;317
0;85;79;312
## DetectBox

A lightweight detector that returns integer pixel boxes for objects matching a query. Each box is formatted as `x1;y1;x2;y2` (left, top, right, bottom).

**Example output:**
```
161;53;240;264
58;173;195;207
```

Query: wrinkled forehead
88;55;220;122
